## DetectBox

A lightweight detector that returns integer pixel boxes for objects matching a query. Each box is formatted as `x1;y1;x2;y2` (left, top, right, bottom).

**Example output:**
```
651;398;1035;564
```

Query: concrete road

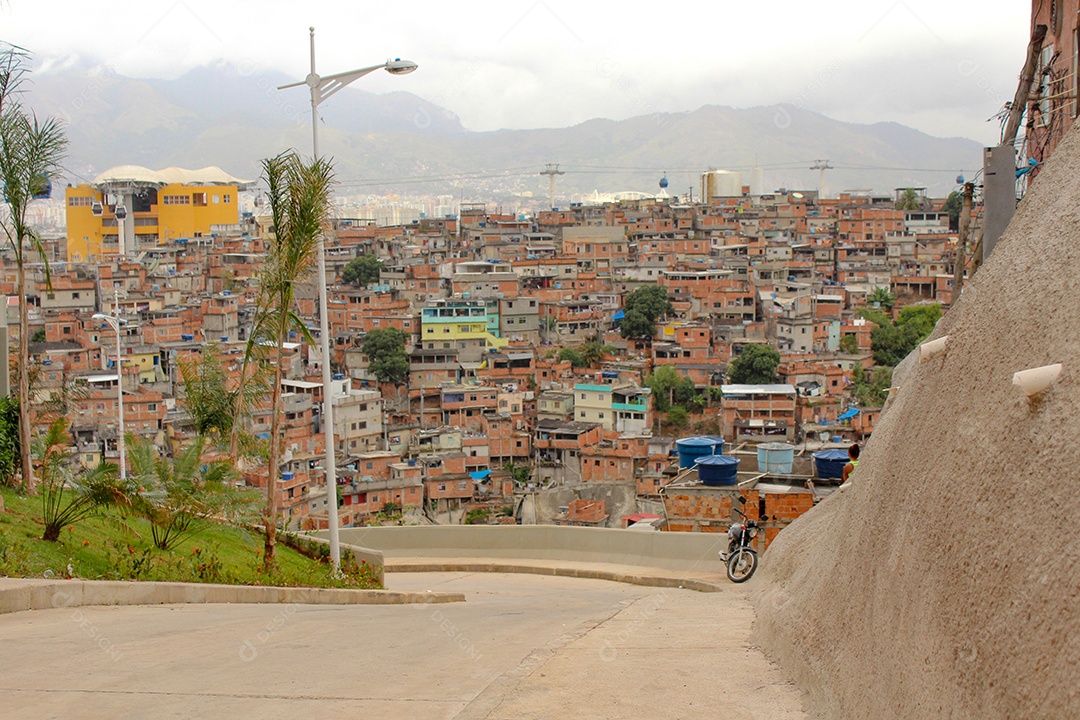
0;573;807;719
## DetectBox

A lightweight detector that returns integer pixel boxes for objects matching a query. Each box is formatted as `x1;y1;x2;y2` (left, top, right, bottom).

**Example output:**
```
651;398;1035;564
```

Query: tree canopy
727;344;781;384
625;285;673;321
342;254;382;287
868;304;942;366
895;187;922;211
363;327;410;384
558;347;586;368
867;286;897;311
646;365;697;412
619;309;655;340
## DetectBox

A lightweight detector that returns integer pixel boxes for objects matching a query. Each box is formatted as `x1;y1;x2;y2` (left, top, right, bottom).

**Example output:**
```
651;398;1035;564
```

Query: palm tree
867;286;897;311
127;434;250;551
245;151;333;569
0;46;68;492
36;417;128;542
181;344;267;457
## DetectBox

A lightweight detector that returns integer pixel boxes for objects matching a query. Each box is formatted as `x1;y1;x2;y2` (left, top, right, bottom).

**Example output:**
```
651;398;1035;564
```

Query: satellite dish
792;192;804;199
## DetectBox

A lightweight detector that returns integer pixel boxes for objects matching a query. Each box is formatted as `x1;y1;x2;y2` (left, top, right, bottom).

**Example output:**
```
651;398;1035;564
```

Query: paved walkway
0;572;808;719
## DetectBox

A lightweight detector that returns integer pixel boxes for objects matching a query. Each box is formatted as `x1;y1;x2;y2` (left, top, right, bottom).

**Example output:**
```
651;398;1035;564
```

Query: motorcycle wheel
726;548;758;583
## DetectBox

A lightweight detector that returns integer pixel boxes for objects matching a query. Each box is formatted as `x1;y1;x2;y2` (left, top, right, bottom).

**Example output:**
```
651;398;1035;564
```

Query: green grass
0;487;380;589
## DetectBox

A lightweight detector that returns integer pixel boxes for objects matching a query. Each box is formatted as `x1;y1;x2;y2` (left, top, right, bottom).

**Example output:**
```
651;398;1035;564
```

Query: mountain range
28;61;982;200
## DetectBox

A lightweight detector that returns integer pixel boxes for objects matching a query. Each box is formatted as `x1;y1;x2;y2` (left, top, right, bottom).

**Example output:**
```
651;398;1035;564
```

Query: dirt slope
754;123;1080;719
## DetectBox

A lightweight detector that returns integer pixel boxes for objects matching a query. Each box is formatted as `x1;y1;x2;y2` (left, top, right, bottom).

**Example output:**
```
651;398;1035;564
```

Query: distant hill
29;61;981;199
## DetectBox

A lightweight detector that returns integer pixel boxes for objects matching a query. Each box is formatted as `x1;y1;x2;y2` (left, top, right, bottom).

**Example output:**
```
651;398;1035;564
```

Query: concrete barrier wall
326;526;729;574
303;536;385;585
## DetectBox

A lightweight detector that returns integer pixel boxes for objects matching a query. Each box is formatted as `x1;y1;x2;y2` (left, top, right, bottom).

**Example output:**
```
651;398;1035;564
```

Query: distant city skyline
7;1;1029;145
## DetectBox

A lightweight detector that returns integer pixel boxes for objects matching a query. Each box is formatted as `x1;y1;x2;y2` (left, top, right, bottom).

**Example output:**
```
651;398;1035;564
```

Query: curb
0;579;464;616
383;560;725;592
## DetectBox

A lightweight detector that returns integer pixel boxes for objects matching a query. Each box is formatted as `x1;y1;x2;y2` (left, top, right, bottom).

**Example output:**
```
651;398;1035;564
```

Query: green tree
245;151;333;569
943;190;963;231
619;308;655;340
579;340;613;367
867;286;897;311
853;365;893;407
0;396;20;486
341;254;382;287
839;334;858;354
558;347;586;368
127;435;253;550
37;418;129;542
624;285;674;321
505;461;531;487
646;365;696;412
868;304;942;366
727;344;781;384
180;344;266;454
0;46;68;492
362;327;410;384
30;328;45;342
895;187;921;211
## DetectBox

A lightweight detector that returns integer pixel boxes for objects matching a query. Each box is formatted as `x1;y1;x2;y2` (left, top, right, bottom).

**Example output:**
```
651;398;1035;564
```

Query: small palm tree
868;286;897;311
181;344;267;457
37;417;129;541
0;46;68;492
244;151;333;570
127;435;253;551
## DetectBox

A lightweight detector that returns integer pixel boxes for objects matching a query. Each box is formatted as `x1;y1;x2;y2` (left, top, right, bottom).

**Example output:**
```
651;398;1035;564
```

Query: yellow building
66;165;251;261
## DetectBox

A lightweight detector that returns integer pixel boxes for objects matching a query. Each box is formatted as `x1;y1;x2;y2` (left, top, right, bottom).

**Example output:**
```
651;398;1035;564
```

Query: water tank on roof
281;472;295;481
181;334;194;341
757;442;795;474
332;373;345;381
812;449;850;479
696;455;739;486
676;436;724;469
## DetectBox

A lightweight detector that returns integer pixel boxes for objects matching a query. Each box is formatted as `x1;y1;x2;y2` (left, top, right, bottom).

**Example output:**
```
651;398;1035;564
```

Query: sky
5;0;1031;144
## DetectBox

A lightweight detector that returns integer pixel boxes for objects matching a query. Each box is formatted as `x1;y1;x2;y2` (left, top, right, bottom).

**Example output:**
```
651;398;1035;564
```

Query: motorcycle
719;497;768;583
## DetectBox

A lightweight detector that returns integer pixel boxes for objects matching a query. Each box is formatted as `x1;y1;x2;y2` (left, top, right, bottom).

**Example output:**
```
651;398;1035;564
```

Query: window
163;195;191;205
192;192;207;206
223;194;232;203
68;196;93;207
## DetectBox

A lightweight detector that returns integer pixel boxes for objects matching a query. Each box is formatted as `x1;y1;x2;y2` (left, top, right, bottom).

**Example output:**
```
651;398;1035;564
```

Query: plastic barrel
696;455;739;486
756;442;795;474
812;449;850;479
675;436;724;469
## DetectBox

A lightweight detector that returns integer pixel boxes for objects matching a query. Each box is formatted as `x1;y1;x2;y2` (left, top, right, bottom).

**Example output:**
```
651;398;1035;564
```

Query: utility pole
539;164;564;209
810;160;832;199
952;181;975;298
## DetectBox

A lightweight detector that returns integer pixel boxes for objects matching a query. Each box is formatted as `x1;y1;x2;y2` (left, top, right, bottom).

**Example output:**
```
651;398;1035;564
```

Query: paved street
0;573;807;719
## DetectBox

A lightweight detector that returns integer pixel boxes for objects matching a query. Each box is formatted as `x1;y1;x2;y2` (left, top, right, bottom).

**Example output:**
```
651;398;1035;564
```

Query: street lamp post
279;28;416;570
92;290;126;480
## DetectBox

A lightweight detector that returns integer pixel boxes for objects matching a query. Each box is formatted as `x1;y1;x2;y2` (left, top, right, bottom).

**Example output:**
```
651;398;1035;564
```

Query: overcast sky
6;0;1030;144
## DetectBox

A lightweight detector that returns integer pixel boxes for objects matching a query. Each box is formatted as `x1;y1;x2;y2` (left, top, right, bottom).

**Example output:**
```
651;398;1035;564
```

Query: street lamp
92;290;126;481
279;27;417;570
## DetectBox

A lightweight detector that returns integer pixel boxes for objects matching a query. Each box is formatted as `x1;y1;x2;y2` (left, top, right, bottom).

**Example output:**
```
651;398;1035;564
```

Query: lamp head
385;59;418;75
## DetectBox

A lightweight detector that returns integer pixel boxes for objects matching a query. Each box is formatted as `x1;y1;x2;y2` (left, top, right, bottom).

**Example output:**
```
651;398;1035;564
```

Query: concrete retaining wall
0;578;463;616
325;526;729;574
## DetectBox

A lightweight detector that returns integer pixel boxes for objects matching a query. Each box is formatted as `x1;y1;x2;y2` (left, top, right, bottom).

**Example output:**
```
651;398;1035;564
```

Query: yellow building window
68;196;93;207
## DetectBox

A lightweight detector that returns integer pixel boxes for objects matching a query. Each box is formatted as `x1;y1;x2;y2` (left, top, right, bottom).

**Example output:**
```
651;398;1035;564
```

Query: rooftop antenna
540;163;564;210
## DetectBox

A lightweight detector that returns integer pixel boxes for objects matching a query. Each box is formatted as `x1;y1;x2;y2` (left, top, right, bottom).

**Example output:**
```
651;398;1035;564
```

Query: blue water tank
757;442;795;474
812;449;850;479
696;455;739;486
676;436;725;469
281;472;295;481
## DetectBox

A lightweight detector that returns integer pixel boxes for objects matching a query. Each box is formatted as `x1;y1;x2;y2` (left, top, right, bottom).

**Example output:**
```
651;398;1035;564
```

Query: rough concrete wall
533;483;637;526
753;123;1080;719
